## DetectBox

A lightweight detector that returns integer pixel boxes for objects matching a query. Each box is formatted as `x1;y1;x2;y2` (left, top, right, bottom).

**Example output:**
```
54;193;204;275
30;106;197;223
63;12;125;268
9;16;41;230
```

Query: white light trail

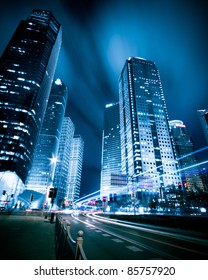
75;147;208;204
176;146;208;161
171;160;208;174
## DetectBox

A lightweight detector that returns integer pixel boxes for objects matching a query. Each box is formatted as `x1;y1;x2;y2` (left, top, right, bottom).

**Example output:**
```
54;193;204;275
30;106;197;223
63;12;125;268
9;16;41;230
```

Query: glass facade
0;10;62;196
66;135;84;203
169;120;204;192
53;117;75;206
26;79;68;194
119;57;181;189
100;102;125;198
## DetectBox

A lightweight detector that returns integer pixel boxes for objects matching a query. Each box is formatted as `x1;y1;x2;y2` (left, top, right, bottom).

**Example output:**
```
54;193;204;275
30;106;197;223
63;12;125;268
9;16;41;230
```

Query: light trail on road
68;213;208;260
88;214;208;257
90;213;208;245
71;214;177;259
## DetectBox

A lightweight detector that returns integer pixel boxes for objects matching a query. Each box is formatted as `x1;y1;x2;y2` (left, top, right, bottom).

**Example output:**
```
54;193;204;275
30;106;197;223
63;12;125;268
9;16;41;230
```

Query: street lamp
43;155;59;210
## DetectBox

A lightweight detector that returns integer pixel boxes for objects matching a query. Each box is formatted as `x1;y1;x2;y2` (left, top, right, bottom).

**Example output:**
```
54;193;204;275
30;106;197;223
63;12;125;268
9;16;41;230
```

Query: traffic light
48;188;53;198
2;190;6;195
11;194;14;198
48;188;57;199
30;194;34;202
178;182;182;190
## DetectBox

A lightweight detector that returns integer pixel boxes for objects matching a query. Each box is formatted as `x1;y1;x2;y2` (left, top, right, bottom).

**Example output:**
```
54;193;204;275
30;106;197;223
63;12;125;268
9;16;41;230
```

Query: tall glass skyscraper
100;102;126;198
26;79;68;194
197;109;208;145
119;57;180;190
53;117;75;207
169;120;204;192
0;10;62;196
66;135;84;203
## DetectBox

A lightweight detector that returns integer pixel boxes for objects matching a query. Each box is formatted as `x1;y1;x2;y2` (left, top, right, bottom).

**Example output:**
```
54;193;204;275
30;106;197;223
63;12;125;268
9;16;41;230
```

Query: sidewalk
0;213;56;260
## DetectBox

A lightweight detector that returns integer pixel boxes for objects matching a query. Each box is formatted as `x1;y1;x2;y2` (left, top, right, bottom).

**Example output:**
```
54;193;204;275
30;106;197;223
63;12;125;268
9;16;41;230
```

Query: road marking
72;215;177;259
126;245;143;252
88;214;208;258
72;220;79;224
90;213;208;246
112;238;124;243
95;230;102;232
102;233;111;237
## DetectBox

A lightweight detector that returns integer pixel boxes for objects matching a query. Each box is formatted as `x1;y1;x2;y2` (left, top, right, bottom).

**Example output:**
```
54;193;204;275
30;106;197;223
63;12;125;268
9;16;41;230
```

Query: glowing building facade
66;135;84;203
119;57;180;190
26;79;68;194
100;102;126;198
0;10;62;197
53;117;75;206
169;120;204;192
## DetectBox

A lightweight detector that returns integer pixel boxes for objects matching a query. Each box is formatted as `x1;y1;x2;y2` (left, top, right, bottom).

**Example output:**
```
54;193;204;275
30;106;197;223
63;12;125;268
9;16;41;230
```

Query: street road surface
63;213;208;260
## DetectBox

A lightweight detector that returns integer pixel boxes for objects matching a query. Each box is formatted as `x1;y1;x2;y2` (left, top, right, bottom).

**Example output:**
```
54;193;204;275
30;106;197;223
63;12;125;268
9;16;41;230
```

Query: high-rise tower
119;57;180;189
169;120;204;192
66;135;84;203
100;102;126;198
0;10;62;195
26;79;68;194
53;117;75;207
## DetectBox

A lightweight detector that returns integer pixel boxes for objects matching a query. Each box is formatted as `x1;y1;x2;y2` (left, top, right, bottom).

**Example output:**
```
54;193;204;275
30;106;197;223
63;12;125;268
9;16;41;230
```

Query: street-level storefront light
200;207;206;213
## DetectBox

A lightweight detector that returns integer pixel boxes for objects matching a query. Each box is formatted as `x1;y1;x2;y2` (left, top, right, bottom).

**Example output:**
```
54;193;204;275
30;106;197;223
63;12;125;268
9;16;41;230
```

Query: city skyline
0;0;207;196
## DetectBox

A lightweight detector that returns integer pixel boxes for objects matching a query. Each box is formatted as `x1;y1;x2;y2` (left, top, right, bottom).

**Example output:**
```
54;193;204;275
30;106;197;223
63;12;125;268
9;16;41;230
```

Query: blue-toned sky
0;0;207;196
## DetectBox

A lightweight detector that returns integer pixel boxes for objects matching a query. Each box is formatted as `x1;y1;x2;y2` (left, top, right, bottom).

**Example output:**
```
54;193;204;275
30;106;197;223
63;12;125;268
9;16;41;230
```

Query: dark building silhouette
169;120;204;192
198;109;208;145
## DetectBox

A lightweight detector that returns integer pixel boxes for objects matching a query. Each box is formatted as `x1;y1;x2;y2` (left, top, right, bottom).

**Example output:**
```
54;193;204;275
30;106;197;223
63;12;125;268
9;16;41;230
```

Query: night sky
0;0;207;196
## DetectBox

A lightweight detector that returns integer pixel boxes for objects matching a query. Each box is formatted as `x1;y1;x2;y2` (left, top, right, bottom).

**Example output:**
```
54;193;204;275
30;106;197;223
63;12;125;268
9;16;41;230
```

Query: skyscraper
119;57;180;190
26;79;68;194
197;109;208;145
66;135;84;203
0;10;62;196
169;120;204;192
100;102;126;198
53;117;75;207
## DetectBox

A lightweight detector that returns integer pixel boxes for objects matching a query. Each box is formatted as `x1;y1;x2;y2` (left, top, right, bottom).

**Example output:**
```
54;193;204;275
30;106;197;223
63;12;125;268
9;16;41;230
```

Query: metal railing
55;215;87;260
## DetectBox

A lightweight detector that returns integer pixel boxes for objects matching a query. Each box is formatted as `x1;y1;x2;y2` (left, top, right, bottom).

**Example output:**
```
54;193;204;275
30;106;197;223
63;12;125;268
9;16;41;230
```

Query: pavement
0;212;56;260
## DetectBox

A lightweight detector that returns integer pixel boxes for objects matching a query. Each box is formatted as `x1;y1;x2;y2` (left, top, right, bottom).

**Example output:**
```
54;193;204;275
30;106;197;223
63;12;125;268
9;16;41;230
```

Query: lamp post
49;155;58;183
43;155;58;211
